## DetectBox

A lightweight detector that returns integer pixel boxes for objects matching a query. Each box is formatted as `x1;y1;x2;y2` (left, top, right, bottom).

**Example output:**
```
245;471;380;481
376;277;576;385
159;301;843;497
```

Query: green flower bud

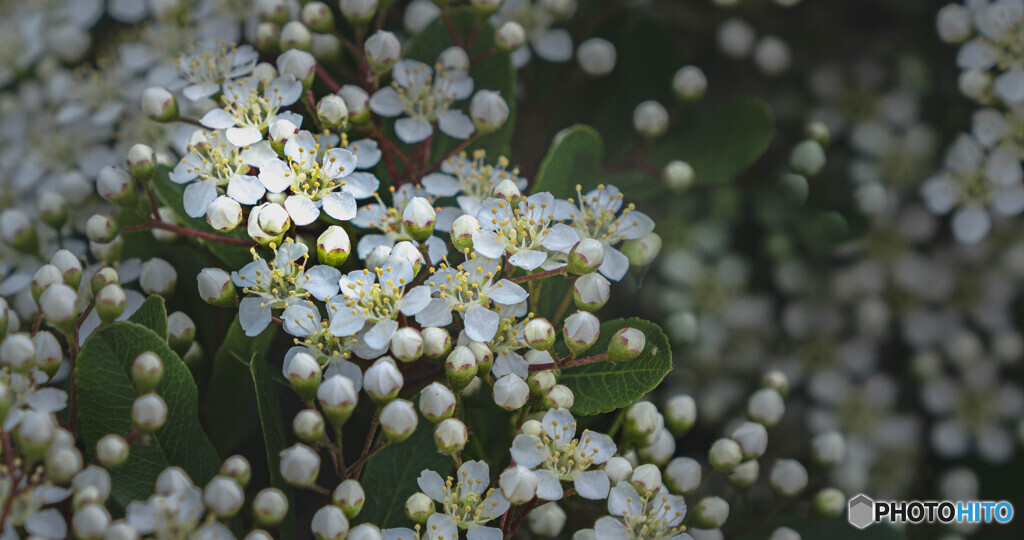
317;226;351;267
132;352;165;393
607;327;645;362
95;284;126;324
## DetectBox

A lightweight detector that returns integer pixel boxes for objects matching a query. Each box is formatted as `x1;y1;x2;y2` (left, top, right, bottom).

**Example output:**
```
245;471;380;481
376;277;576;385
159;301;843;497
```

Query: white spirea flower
596;483;688;539
417;460;509;529
369;59;475;143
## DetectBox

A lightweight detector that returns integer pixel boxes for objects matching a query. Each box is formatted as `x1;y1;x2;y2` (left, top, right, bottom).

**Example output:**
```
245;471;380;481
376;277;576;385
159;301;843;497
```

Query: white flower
492;0;574;68
126;482;204;536
330;256;432;348
259;130;377;226
416;254;528;342
566;185;655;281
176;43;259;101
594;483;691;540
352;184;449;264
168;129;277;219
421;152;528;217
473;192;579;271
200;75;304;146
510;408;616;501
232;242;341;336
417;460;509;531
369;59;475;144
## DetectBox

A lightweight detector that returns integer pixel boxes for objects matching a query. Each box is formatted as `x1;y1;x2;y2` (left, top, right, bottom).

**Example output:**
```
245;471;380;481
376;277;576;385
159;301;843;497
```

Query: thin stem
178;116;206;128
442;11;465;49
470;47;497;64
420;135;478;176
121;221;256;247
529;352;607;372
316;63;342;93
509;267;566;283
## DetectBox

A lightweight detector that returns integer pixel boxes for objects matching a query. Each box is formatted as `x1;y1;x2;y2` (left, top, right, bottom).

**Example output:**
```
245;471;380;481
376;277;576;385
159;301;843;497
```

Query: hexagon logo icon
848;494;875;529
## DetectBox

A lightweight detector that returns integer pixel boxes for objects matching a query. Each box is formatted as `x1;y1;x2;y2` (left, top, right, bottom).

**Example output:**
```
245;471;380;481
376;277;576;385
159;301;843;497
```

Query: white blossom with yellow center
199;74;303;146
472;192;579;271
417;461;509;531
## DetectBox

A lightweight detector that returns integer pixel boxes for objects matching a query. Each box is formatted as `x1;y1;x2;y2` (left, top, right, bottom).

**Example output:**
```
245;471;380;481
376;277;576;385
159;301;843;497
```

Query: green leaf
76;322;220;511
127;295;168;339
149;165;253;269
403;7;517;161
531;125;604;198
205;316;278;454
357;421;454;527
559;317;672;416
250;348;296;540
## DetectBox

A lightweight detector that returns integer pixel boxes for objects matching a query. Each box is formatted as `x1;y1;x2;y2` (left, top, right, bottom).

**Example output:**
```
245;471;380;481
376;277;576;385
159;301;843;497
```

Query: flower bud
543;384;574;410
0;333;35;372
665;457;701;494
520;318;555;351
222;455;252;487
663;160;694;192
0;209;37;254
17;411;56;460
521;420;543;437
312;505;349;540
439;46;470;73
318;95;349;129
256;22;281;53
32;331;61;376
630;463;662;495
140;258;177;297
127;143;157;181
365;357;404;402
106;522;137;540
46;443;83;482
624;401;662;441
405;492;435;523
814;487;845;517
256;0;289;24
248;203;291;246
789;140;825;177
94;284;127;324
731;422;768;460
333;479;365;519
604;456;632;486
97;166;136;207
141;87;178;122
804;120;830;147
811;431;845;466
434;418;468;454
665;394;696;437
566;239;604;275
563;311;599;354
468;341;494;373
673;65;707;101
205;196;243;232
132;352;164;393
500;465;538;504
205;476;245;518
132;394;168;432
316;375;357;428
313;34;341;62
620;232;662;267
400;198;435;242
380;399;418;442
254;488;289;526
339;85;370;123
277;49;317;87
470;90;509;134
280;443;321;487
341;0;378;23
38;192;68;229
633;101;669;138
445;346;478;391
493;374;529;410
419;382;456;422
577;38;616;77
40;283;78;331
748;388;785;426
312;227;352;268
379;329;423;366
450;215;481;251
286;351;323;402
300;2;334;33
709;438;742;472
769;459;807;497
198;268;238;307
365;31;400;73
422;327;452;360
31;265;64;302
607;327;645;362
269;118;299;155
73;504;111;540
91;267;120;294
96;435;129;468
492;178;522;201
496;21;526;51
637;427;674;466
293;409;326;442
728;460;759;489
280;21;312;51
761;370;789;396
692;497;730;529
155;467;192;495
527;502;566;537
164;312;196;356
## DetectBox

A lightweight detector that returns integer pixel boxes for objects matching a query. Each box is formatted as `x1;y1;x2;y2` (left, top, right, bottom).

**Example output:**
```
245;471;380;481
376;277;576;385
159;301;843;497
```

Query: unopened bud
248;203;291;246
665;394;697;437
31;265;63;302
198;268;238;307
222;455;252;488
91;267;120;294
709;438;743;472
563;311;600;354
633;101;669;138
280;443;321;487
301;2;334;33
769;459;807;497
206;196;243;232
97;166;136;206
451;215;481;251
339;85;370;123
728;460;759;489
386;327;422;362
95;284;127;324
254;488;289;526
422;327;452;360
434;418;467;454
277;49;317;87
444;346;478;391
132;352;164;393
789;140;825;177
341;0;378;23
315;226;351;267
318;95;349;129
608;327;645;362
312;505;349;540
493;374;529;410
365;31;400;73
96;435;129;468
164;312;195;356
500;465;538;504
17;411;56;460
405;492;435;523
620;232;662;267
811;431;846;466
380;399;418;442
419;382;456;422
50;250;82;289
731;422;768;460
140;258;177;297
496;22;526;51
38;192;68;229
664;457;701;494
0;333;35;372
132;394;168;432
141;87;177;122
286;351;323;402
748;388;785;426
293;409;326;442
814;487;845;517
693;497;730;529
280;21;312;51
468;341;494;373
577;38;616;77
127;143;157;181
470;90;509;134
0;209;37;253
492;178;522;201
256;22;281;53
523;318;556;351
761;370;789;396
40;284;78;331
46;444;83;482
402;198;436;241
205;476;245;518
630;463;663;495
543;384;574;409
364;357;403;402
73;504;111;540
567;239;605;275
333;479;365;519
673;65;707;101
